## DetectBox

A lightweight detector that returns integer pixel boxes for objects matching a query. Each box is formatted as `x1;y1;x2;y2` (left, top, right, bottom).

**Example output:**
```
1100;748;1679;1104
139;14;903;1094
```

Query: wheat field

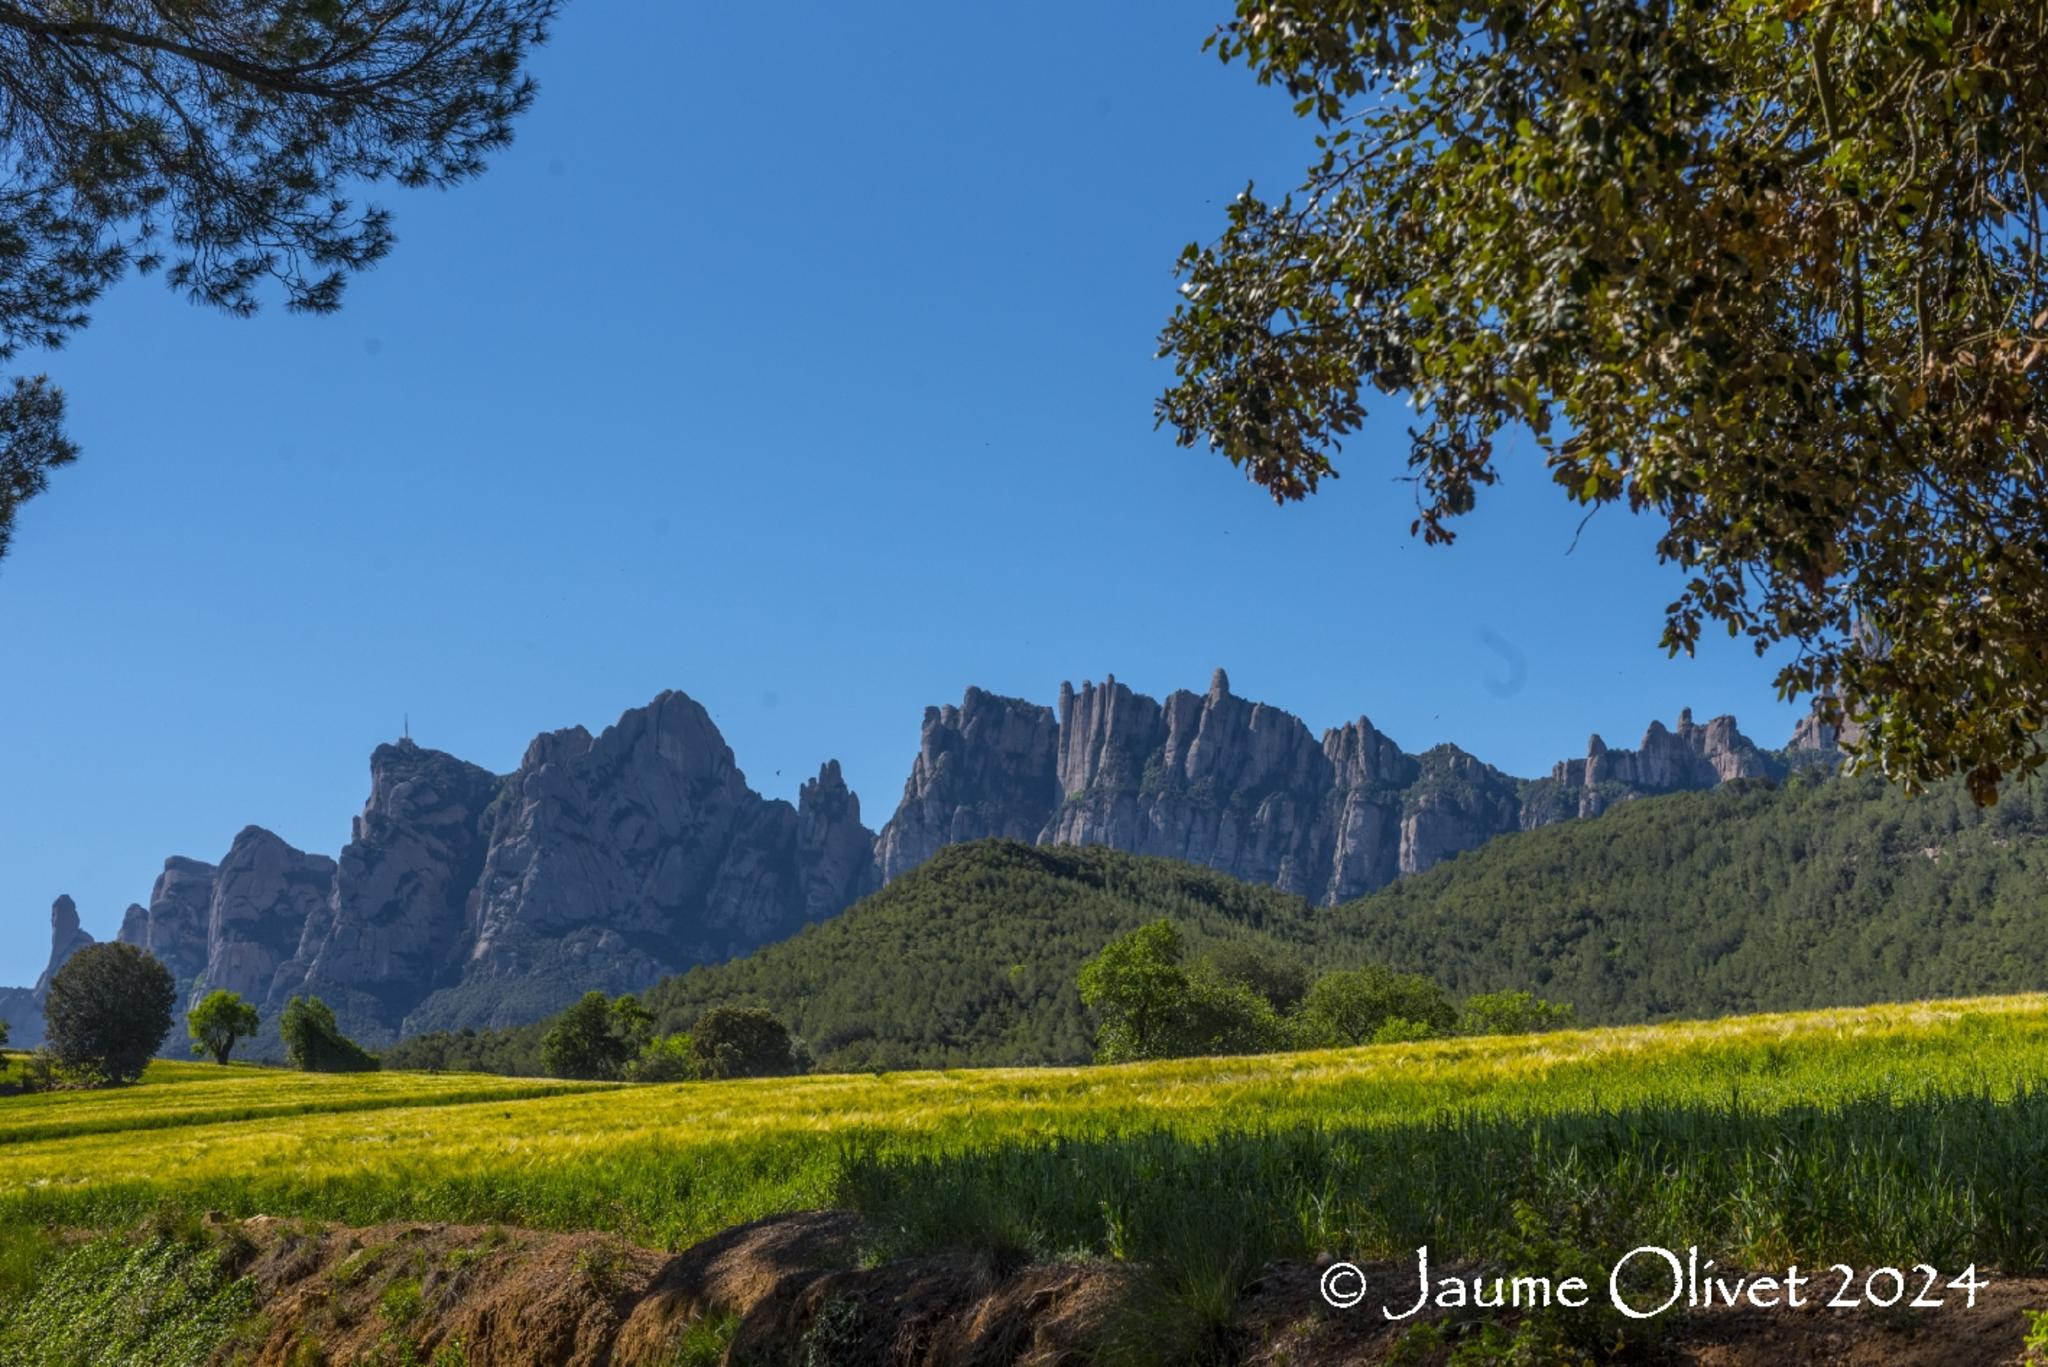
5;995;2048;1276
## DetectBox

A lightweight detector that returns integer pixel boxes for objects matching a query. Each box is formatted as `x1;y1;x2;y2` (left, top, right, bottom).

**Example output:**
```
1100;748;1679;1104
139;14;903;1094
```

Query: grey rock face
873;688;1061;883
1044;672;1363;900
798;760;878;921
1037;676;1523;900
122;857;219;985
269;739;504;1044
877;676;1778;906
73;692;875;1049
0;896;98;1047
117;903;149;946
1397;747;1523;874
405;691;872;1033
1539;708;1782;819
1788;702;1863;760
192;828;336;1007
0;985;34;1047
31;895;95;996
1319;717;1420;902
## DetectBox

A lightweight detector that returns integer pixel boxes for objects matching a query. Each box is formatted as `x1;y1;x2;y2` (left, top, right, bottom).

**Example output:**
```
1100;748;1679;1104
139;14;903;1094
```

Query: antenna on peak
404;712;410;742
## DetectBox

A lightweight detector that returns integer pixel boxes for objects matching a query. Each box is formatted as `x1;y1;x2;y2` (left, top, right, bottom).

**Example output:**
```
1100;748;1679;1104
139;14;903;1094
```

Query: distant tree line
534;993;802;1082
0;939;383;1092
1077;920;1571;1063
384;994;805;1083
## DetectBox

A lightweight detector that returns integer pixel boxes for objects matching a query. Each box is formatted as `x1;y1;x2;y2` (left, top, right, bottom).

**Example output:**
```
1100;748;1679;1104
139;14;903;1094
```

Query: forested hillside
392;769;2048;1075
635;840;1363;1069
1333;770;2048;1021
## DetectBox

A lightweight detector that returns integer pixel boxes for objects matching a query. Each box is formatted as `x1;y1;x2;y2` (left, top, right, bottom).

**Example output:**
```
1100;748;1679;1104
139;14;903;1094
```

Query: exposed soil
214;1211;1134;1366
198;1214;2048;1365
1240;1257;2048;1366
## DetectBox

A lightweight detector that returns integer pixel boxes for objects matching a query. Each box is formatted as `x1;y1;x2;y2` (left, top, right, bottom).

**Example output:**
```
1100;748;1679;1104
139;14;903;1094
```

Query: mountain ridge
0;673;1841;1050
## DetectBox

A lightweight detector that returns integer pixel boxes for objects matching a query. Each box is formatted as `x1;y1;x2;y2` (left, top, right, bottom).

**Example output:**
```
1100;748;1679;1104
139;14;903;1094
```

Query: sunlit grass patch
2;994;2044;1272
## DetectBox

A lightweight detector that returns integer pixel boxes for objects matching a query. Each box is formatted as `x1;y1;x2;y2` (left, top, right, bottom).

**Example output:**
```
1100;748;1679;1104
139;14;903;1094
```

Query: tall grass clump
840;1088;2048;1304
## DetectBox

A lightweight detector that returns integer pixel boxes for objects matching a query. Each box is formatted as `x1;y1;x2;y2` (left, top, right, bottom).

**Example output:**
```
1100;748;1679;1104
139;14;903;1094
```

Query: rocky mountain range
2;673;1840;1052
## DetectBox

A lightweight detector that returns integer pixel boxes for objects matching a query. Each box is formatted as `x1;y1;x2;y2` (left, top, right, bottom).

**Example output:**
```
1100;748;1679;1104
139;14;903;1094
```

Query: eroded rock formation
0;896;97;1047
10;675;1819;1051
873;688;1060;883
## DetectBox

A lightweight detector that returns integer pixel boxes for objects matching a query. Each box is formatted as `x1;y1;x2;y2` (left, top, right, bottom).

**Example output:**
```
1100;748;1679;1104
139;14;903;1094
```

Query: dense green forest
388;769;2048;1075
391;841;1365;1073
639;841;1372;1070
1335;769;2048;1021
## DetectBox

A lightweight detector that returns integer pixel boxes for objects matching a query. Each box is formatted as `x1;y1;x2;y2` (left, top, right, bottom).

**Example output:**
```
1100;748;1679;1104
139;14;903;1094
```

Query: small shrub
332;1246;382;1287
624;1032;698;1083
800;1297;869;1367
280;998;378;1073
2024;1307;2048;1362
576;1245;631;1297
1460;990;1576;1037
1369;1017;1438;1045
378;1277;423;1326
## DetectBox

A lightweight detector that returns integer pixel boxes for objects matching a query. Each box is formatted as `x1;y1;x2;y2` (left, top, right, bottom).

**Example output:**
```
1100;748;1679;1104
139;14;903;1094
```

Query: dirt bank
198;1214;2048;1364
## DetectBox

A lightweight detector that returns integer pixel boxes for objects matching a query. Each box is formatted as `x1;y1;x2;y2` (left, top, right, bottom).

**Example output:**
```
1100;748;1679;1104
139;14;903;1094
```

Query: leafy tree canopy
0;0;557;560
539;991;651;1080
1080;919;1294;1062
43;942;175;1084
279;995;378;1072
1460;989;1578;1037
689;1005;799;1079
1077;918;1192;1063
1160;0;2048;800
625;1031;698;1083
1295;964;1457;1048
187;989;261;1066
1198;940;1313;1014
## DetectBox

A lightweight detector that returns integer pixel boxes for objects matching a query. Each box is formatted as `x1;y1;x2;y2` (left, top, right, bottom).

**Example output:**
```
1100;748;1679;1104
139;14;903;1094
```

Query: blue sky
0;0;1803;985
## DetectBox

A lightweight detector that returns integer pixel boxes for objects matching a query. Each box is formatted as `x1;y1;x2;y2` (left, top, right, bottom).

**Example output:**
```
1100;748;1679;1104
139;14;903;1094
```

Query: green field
7;994;2048;1287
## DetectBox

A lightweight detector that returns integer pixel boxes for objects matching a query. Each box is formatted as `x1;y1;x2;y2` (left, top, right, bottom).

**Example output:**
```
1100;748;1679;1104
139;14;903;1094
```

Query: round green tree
689;1006;798;1080
187;989;262;1066
540;992;646;1080
43;943;177;1084
1295;966;1457;1048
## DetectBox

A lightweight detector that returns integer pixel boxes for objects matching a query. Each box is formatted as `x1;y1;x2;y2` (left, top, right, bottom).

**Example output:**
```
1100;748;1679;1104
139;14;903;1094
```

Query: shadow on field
6;1091;2048;1364
829;1089;2048;1362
